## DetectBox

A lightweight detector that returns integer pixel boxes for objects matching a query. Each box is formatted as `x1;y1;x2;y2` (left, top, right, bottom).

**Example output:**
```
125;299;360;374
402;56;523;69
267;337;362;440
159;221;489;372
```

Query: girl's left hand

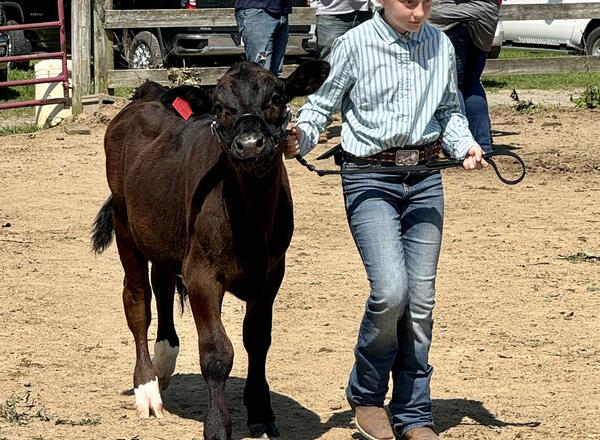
463;145;489;170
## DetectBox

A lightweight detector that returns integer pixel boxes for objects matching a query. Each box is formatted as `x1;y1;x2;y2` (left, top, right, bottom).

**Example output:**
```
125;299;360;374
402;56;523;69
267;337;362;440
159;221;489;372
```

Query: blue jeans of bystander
316;10;372;59
235;8;289;76
445;23;493;153
342;166;444;436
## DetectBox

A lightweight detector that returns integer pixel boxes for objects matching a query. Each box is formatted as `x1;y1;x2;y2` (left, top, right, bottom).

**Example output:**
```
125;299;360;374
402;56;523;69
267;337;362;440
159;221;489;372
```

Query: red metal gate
0;0;70;110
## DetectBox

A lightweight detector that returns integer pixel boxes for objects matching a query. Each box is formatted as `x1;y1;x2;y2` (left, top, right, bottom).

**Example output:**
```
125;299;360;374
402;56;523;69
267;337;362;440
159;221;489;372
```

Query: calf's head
211;61;330;174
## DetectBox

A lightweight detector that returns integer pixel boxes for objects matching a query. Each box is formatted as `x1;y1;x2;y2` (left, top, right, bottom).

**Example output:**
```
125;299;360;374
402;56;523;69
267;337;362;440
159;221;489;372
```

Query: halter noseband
210;106;292;148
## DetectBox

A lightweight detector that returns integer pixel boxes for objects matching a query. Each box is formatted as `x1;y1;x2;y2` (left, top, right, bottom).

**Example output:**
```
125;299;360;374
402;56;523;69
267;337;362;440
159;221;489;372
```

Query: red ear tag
173;97;193;121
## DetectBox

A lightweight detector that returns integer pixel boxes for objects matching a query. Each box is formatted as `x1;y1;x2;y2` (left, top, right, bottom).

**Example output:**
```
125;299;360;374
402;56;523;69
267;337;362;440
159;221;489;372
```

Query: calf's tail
91;196;114;254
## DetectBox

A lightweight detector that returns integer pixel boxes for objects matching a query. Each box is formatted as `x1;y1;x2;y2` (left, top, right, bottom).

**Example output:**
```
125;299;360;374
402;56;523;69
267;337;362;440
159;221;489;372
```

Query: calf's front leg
243;262;285;438
186;269;234;440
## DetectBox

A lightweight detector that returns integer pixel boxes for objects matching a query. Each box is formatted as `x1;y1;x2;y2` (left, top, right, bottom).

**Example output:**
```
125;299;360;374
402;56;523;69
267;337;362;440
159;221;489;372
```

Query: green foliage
513;99;537;113
482;72;600;91
0;65;36;120
113;87;135;99
0;123;38;136
498;48;566;59
0;391;48;426
55;416;101;426
570;84;600;109
0;390;101;427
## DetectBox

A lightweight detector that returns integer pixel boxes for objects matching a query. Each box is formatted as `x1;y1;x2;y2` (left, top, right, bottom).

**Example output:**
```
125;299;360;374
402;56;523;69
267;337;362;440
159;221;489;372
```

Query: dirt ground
0;91;599;440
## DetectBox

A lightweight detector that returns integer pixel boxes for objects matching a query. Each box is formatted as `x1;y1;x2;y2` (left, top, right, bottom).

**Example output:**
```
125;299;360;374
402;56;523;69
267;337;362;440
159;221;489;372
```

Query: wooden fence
71;1;600;114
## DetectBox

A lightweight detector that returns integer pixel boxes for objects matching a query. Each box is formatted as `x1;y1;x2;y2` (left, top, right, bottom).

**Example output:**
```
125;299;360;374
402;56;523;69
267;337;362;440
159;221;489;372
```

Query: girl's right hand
462;145;488;170
283;126;302;159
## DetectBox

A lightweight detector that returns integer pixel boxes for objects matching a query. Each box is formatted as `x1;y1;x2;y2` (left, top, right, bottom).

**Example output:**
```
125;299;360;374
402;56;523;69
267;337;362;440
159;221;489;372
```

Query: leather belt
345;141;441;166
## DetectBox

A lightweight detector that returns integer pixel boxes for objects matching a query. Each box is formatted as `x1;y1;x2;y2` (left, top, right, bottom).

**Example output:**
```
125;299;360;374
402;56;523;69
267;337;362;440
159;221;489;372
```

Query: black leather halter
211;106;292;147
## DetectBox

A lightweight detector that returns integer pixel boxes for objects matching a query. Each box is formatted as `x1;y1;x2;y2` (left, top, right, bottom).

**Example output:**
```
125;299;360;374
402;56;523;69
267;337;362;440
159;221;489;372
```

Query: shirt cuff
296;122;319;157
447;137;477;160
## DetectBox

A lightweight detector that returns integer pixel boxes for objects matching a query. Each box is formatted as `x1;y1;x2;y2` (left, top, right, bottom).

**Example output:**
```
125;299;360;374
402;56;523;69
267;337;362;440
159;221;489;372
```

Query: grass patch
485;47;600;91
0;65;36;119
0;390;101;427
113;87;134;99
0;391;50;426
55;416;101;426
0;122;38;136
498;48;568;59
483;72;600;91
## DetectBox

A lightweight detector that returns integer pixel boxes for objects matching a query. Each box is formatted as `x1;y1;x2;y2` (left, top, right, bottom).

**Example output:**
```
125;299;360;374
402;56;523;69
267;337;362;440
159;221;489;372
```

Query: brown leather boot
403;426;439;440
353;405;395;440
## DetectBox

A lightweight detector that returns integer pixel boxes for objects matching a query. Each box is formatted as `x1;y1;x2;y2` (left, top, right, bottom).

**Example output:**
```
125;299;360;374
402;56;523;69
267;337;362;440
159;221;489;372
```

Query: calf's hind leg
114;218;163;418
151;264;180;391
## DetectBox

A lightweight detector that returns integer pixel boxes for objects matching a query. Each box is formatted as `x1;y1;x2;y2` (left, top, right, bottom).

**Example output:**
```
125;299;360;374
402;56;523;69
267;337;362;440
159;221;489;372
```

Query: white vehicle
489;20;504;58
501;0;600;55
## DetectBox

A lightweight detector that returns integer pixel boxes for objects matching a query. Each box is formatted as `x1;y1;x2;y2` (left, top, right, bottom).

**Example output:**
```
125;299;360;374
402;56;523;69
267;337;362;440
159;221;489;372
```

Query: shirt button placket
399;39;411;146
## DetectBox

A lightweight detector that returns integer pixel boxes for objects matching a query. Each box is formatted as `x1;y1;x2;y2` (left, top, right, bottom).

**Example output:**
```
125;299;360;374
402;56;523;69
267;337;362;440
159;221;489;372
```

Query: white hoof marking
153;340;179;390
134;377;164;418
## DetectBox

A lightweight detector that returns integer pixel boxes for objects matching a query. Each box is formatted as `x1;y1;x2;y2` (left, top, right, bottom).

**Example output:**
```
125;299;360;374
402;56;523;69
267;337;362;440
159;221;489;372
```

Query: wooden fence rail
72;1;600;113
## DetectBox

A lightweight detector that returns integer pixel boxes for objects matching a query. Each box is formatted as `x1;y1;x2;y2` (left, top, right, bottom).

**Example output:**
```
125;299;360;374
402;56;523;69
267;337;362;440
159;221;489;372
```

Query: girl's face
380;0;432;34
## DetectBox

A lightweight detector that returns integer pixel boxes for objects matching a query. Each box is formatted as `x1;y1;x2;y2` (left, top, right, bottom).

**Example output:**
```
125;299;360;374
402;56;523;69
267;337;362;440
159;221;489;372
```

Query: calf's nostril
235;136;265;153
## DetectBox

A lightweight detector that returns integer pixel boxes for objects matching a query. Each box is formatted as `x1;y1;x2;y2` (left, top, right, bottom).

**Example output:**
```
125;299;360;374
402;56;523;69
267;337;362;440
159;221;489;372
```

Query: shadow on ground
123;373;539;439
433;398;540;433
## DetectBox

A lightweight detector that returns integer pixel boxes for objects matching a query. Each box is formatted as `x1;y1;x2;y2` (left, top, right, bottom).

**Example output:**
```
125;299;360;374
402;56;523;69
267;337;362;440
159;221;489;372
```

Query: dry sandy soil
0;91;599;440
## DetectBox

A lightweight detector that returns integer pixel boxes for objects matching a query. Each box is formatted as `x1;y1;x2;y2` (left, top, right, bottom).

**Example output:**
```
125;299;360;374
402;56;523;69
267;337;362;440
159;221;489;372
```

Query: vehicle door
502;0;579;47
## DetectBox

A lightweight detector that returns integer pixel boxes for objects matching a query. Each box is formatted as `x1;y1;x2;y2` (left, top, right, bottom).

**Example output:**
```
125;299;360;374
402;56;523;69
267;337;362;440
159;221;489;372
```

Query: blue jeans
342;166;444;436
316;11;371;59
445;23;492;153
235;8;289;76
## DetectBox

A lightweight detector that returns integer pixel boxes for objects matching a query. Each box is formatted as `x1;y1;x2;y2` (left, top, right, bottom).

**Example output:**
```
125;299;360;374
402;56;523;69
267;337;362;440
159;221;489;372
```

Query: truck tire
0;67;8;99
127;31;163;69
585;27;600;56
7;20;32;70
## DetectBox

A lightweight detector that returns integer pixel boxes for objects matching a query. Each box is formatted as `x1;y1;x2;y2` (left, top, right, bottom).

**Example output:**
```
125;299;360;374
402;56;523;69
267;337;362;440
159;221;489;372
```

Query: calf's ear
284;60;330;102
160;85;213;115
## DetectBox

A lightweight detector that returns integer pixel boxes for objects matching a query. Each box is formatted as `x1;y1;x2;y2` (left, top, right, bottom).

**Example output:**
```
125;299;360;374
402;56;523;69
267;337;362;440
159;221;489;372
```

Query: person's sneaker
353;405;395;440
403;426;439;440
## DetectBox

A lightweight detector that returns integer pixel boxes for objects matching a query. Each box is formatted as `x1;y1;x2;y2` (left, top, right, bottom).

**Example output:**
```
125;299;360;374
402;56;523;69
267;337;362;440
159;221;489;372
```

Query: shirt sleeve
434;47;478;160
295;36;356;157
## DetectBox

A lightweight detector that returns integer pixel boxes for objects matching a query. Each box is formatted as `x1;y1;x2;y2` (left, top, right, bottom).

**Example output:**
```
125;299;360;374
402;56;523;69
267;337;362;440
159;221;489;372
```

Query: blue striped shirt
296;9;477;159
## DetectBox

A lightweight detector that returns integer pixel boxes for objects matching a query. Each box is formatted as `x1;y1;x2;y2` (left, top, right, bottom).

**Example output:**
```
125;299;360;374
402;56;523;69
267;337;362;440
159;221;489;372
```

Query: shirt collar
372;9;429;44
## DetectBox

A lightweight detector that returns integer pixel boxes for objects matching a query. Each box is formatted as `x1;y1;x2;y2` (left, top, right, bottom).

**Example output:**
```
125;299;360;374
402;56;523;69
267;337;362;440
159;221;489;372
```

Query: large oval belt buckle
395;149;419;166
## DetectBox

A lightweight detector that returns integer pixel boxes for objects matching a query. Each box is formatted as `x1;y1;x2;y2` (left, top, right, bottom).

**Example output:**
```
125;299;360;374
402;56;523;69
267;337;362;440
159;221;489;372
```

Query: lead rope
294;147;526;185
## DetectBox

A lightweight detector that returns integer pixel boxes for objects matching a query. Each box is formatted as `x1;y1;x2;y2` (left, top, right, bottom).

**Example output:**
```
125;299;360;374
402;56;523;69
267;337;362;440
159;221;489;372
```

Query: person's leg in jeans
388;172;444;436
270;14;289;77
445;24;492;153
462;46;492;153
343;169;443;426
316;11;371;59
235;9;289;76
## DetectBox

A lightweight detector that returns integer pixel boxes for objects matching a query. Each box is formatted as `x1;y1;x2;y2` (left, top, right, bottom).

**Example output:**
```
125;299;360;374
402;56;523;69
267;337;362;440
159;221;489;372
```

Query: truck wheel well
583;19;600;42
1;3;24;23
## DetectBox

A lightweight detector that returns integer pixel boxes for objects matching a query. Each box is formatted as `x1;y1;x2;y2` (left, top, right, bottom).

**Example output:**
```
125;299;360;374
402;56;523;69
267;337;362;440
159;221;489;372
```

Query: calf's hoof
249;422;280;438
134;377;164;418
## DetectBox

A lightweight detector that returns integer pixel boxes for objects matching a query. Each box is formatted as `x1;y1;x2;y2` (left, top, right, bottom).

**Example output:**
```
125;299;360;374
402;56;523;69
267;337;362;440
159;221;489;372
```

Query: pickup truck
0;0;314;70
0;0;70;56
0;4;9;98
501;0;600;55
116;0;314;69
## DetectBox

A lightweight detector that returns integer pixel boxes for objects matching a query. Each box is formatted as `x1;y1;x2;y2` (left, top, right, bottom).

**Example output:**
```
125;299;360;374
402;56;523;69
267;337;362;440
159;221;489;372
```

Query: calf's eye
271;95;282;106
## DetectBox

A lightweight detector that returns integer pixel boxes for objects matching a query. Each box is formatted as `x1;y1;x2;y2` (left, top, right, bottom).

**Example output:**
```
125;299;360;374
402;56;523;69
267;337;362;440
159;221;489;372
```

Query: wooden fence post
94;0;113;95
71;0;92;114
